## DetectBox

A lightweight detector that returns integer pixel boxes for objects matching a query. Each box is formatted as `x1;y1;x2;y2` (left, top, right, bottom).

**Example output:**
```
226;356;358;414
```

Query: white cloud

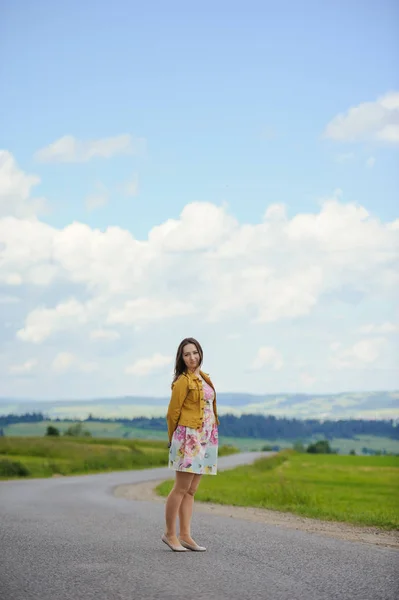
122;173;139;197
107;298;196;326
79;361;99;373
148;201;236;252
85;183;109;211
330;338;386;369
0;150;46;218
251;346;283;371
366;156;376;168
125;353;173;376
324;91;399;144
52;352;76;373
5;273;23;286
335;152;355;163
17;299;88;343
0;294;20;304
34;134;145;163
300;373;317;387
9;359;38;375
1;154;398;401
90;329;120;341
51;352;98;374
358;322;399;334
330;342;342;352
1;190;397;346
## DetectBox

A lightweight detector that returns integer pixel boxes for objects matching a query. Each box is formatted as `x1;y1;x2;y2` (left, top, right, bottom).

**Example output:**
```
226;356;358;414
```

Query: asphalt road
1;451;397;600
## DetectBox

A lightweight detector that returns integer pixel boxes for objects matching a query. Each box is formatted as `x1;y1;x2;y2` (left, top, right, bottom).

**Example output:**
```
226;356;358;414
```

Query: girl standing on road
162;337;219;552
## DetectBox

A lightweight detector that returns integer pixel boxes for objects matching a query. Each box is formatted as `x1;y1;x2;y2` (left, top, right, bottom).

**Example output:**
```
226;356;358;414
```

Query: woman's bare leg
178;474;202;545
164;472;194;545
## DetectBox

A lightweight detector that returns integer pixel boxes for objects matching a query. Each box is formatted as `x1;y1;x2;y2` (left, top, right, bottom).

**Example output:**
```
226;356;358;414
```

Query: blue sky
0;1;398;418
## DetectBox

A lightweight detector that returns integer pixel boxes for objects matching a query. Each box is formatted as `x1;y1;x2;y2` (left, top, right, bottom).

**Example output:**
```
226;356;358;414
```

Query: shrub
218;444;239;457
0;459;30;477
63;423;92;437
307;440;333;454
45;425;60;437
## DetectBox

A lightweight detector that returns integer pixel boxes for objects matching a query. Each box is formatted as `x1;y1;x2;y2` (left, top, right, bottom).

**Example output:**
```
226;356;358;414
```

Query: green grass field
3;421;398;455
156;450;399;529
0;436;238;479
3;421;168;441
218;434;399;454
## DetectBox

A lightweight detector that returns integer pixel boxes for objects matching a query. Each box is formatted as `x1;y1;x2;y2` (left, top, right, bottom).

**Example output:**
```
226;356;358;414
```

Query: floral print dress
169;377;218;475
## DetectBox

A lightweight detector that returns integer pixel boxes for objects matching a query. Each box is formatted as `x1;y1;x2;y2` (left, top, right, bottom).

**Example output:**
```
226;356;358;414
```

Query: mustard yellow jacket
166;370;220;443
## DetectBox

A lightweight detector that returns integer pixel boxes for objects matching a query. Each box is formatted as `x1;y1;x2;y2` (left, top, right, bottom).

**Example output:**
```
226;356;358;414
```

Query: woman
162;337;219;552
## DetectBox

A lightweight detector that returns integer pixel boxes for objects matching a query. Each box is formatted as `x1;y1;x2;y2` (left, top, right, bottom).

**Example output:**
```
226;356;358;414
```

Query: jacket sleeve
166;376;188;443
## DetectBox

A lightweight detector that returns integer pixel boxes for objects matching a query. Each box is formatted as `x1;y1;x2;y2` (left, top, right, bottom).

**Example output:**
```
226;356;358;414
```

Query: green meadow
3;420;398;455
156;450;399;529
221;434;399;454
0;436;238;479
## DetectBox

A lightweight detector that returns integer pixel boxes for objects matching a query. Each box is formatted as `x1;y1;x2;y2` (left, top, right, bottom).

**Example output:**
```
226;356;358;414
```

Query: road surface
0;452;397;600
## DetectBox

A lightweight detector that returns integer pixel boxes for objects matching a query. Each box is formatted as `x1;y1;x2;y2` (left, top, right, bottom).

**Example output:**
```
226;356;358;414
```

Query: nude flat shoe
178;538;207;552
161;534;188;552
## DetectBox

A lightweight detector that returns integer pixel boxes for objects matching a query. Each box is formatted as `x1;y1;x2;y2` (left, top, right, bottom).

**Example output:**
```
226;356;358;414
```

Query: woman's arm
166;375;188;443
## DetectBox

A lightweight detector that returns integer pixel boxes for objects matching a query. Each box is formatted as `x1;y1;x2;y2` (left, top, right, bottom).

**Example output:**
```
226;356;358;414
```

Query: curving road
0;452;397;600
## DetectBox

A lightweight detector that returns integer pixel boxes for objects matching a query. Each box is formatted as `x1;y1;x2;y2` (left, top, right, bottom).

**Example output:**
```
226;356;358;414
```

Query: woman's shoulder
171;372;190;389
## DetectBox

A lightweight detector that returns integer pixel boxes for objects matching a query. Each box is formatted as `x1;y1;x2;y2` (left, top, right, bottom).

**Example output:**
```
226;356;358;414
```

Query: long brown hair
172;337;203;383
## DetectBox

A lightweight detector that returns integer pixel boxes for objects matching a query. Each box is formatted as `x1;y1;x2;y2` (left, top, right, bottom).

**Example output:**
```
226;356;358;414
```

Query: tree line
0;411;397;440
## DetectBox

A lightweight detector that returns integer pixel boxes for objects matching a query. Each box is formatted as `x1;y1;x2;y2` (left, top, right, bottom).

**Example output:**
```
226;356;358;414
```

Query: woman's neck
187;367;201;377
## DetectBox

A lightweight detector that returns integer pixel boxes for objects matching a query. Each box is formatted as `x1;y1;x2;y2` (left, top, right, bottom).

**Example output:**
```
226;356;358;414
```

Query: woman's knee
173;473;194;496
187;478;202;497
173;482;191;496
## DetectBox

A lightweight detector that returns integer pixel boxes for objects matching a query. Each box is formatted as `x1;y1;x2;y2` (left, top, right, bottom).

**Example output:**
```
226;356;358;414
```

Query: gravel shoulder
114;479;399;550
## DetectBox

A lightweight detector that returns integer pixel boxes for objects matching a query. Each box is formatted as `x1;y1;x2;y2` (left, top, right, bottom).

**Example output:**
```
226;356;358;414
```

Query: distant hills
0;390;398;421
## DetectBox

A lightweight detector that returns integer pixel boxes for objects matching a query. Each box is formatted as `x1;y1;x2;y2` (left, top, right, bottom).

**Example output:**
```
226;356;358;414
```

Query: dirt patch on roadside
114;479;399;550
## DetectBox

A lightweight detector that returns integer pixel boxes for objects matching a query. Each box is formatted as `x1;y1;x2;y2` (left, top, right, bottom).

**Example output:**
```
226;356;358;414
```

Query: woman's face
182;343;200;371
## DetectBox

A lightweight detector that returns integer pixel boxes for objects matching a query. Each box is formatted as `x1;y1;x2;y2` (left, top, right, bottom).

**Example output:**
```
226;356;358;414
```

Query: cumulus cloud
52;352;76;373
16;299;88;343
1;156;398;381
330;338;386;369
0;192;397;345
125;353;173;376
358;322;399;334
34;134;145;163
51;352;98;373
90;329;120;341
9;359;38;375
299;373;317;387
324;91;399;144
251;346;283;371
0;150;46;218
107;298;196;327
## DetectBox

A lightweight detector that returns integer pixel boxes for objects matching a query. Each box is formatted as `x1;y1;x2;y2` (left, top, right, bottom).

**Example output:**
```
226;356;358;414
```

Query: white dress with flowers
168;377;218;475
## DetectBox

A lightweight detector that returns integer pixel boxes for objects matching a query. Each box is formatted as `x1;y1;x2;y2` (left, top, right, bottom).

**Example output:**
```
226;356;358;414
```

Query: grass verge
0;436;238;479
156;450;399;530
